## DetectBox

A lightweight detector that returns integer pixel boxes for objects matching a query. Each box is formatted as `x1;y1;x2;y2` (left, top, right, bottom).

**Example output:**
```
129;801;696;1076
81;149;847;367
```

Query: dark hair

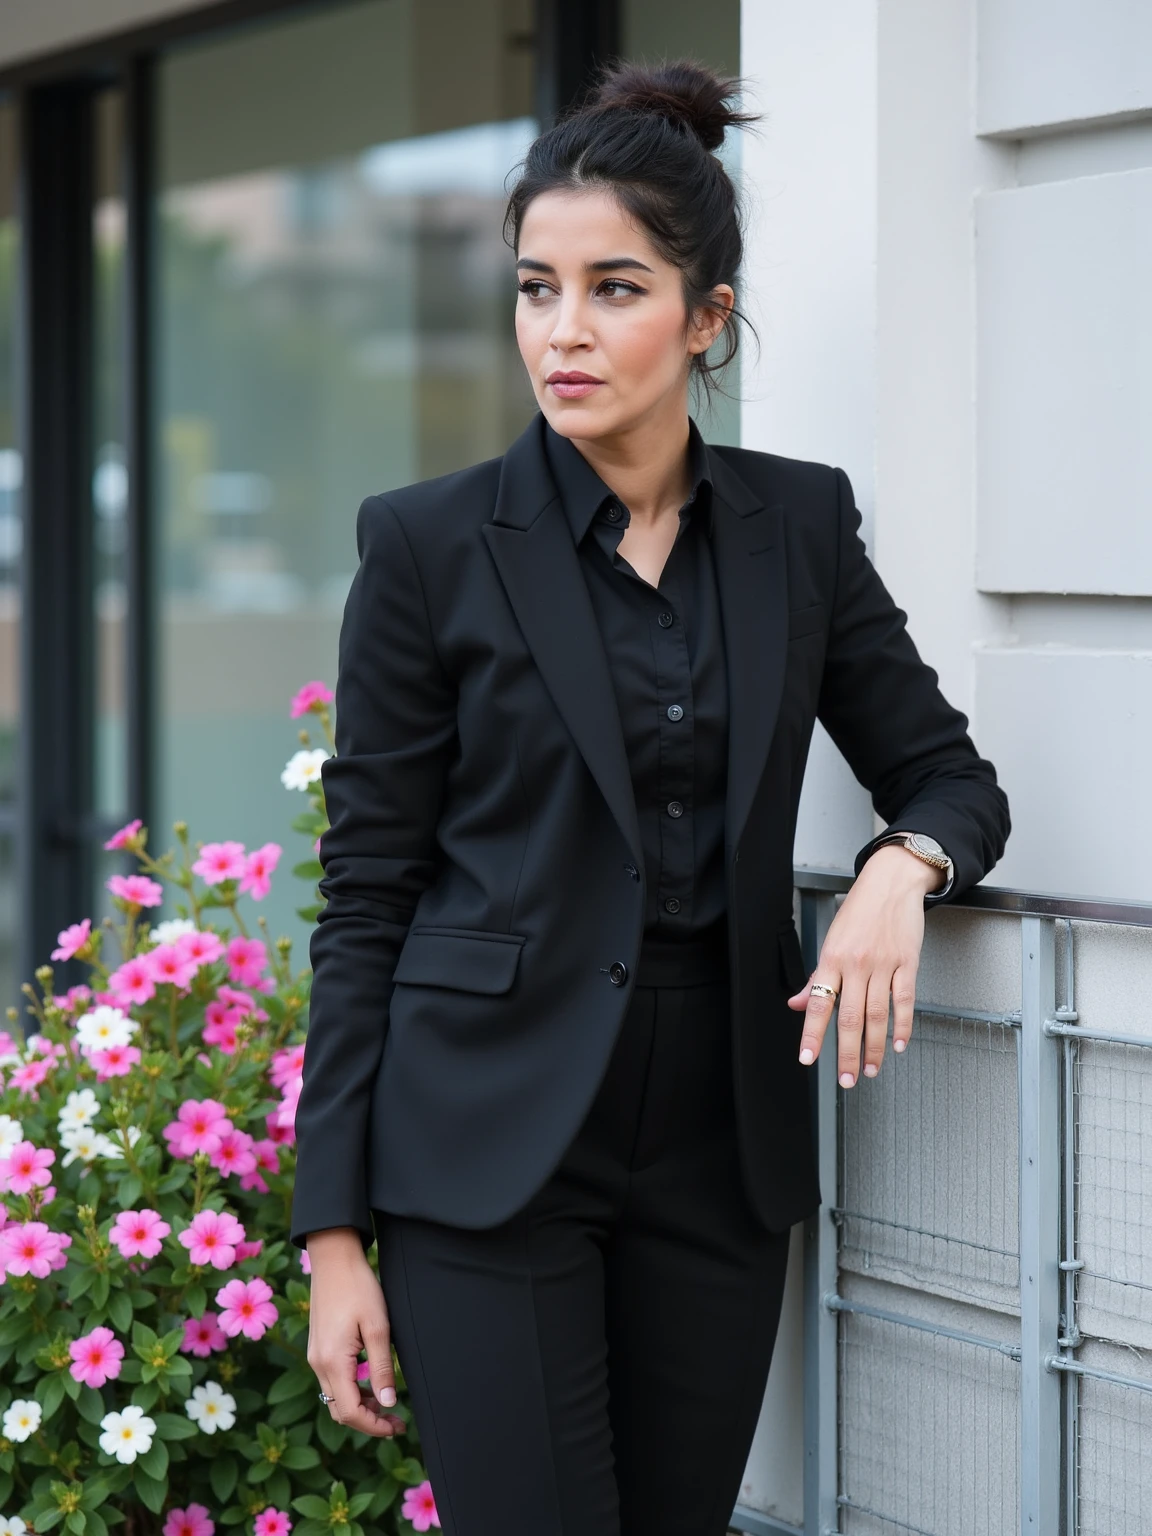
504;58;760;399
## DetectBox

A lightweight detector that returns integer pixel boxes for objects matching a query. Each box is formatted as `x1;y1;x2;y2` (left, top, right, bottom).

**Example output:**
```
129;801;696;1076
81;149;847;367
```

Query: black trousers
374;922;792;1536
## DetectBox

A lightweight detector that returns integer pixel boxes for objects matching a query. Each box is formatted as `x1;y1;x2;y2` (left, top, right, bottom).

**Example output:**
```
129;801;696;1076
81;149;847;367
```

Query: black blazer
289;413;1010;1251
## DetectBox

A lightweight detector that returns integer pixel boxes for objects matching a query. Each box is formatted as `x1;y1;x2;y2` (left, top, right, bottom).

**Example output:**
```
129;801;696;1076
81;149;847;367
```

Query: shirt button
608;960;628;985
666;704;684;721
667;800;684;818
664;897;681;914
623;863;640;880
658;611;674;627
605;503;621;521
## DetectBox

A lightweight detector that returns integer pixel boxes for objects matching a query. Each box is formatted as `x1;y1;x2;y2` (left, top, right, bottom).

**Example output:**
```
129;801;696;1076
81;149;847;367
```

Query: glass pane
620;0;743;447
155;0;536;953
0;98;18;808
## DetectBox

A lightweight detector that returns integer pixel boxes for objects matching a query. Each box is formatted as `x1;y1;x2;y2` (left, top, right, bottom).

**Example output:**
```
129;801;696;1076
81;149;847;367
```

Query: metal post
802;888;840;1536
1018;915;1062;1534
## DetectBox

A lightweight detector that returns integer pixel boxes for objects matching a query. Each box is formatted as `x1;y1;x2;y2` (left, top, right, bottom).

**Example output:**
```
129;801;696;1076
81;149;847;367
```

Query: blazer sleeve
289;495;457;1252
816;467;1011;906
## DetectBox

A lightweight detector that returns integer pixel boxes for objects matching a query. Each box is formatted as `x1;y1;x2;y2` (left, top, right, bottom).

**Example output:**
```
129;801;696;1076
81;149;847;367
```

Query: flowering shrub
0;682;440;1536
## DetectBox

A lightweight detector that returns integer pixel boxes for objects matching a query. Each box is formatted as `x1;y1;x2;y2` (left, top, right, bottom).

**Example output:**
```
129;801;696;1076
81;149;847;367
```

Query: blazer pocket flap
778;923;809;995
788;602;826;640
393;927;526;995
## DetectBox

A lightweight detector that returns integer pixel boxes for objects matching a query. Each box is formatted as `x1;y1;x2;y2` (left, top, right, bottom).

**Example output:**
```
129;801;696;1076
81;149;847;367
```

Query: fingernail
799;1047;815;1065
379;1387;396;1407
863;1063;878;1078
893;1039;906;1054
839;1072;855;1088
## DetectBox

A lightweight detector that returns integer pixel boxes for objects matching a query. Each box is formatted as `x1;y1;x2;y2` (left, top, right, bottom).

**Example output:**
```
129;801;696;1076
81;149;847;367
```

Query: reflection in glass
155;0;536;951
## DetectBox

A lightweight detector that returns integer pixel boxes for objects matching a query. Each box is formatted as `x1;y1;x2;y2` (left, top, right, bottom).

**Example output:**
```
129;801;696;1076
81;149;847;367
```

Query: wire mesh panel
1074;1037;1152;1348
1075;1370;1152;1536
837;1309;1021;1536
838;1012;1020;1310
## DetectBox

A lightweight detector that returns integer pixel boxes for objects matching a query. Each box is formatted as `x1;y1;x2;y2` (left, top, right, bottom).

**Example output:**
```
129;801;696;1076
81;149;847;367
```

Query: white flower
184;1379;237;1434
98;1403;156;1464
149;918;197;945
94;1128;141;1161
58;1088;102;1133
0;1113;23;1154
2;1399;41;1442
75;1006;138;1053
59;1126;109;1167
280;748;330;791
0;1515;29;1536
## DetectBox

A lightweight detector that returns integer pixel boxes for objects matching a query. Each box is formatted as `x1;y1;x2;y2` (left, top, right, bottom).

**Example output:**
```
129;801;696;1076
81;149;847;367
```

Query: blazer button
623;863;640;880
608;960;628;986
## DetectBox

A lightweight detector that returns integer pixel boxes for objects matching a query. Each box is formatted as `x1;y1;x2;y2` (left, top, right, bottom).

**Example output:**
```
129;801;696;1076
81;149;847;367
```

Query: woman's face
514;187;730;442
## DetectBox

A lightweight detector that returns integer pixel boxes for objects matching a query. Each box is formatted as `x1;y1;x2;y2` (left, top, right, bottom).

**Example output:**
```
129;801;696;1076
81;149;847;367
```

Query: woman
290;59;1010;1536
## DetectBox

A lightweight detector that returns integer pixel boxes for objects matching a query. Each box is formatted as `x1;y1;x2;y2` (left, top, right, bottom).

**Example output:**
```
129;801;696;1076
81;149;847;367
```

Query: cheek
609;305;688;381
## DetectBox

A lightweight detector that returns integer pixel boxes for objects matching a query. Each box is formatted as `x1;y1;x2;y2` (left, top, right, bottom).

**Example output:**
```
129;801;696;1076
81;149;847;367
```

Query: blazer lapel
482;416;644;867
707;449;790;860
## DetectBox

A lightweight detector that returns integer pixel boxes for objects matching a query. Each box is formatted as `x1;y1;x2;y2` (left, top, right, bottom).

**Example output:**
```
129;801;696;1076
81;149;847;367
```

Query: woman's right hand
305;1228;407;1438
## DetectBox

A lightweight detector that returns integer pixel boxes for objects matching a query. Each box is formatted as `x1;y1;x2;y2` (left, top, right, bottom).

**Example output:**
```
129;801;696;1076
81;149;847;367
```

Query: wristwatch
872;830;954;896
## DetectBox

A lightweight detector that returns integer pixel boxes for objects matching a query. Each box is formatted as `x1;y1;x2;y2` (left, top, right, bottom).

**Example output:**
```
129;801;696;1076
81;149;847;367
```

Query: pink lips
546;371;604;400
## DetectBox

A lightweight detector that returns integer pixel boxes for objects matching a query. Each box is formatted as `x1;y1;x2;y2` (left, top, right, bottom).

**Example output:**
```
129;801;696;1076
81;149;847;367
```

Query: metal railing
730;868;1152;1536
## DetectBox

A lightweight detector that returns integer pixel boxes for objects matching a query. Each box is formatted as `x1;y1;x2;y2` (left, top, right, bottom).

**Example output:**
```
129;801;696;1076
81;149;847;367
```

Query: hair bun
587;59;754;154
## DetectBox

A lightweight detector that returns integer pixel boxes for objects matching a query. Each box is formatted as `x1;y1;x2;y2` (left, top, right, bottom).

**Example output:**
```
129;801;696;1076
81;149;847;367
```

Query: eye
516;280;552;300
598;279;643;298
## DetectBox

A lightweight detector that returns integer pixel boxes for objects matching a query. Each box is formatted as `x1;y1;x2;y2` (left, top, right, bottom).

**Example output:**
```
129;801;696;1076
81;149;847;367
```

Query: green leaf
291;860;324;881
132;1467;167;1514
265;1468;292;1509
65;1511;87;1534
137;1437;169;1480
290;1496;333;1521
295;905;322;924
85;1512;108;1536
38;1370;68;1422
117;1175;143;1209
106;1291;133;1335
365;1482;399;1518
247;1461;274;1485
184;1284;207;1318
375;1439;400;1473
267;1365;315;1405
346;1493;374;1517
392;1457;425;1487
279;1445;320;1470
314;1411;346;1452
90;1271;111;1309
75;1390;107;1426
133;1383;160;1411
209;1456;238;1503
153;1413;199;1440
33;1510;65;1531
131;1321;160;1354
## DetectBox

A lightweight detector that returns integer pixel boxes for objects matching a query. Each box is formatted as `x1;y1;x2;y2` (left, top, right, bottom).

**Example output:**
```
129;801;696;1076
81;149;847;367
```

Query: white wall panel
978;0;1152;135
976;647;1152;902
976;168;1152;595
0;0;205;68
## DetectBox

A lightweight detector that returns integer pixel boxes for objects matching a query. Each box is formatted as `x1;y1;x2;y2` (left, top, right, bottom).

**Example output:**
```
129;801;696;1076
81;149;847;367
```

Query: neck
564;396;694;528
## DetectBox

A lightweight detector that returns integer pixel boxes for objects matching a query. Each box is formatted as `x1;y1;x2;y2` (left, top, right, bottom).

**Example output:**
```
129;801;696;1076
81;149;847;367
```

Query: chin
538;395;629;442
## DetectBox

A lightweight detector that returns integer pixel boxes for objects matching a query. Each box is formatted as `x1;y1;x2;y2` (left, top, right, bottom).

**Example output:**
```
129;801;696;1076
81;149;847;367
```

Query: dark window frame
2;0;618;992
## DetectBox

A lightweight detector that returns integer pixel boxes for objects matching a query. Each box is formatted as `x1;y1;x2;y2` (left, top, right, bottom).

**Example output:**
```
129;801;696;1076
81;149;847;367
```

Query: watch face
910;833;944;857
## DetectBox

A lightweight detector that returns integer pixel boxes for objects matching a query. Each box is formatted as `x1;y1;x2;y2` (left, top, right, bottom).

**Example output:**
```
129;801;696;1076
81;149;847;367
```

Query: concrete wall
0;0;209;69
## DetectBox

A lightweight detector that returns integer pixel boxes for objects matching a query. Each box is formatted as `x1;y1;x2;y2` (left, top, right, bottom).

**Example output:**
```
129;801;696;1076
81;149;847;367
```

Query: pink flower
109;1208;171;1259
253;1511;291;1536
177;929;225;966
8;1057;52;1095
289;680;333;718
162;1098;233;1159
180;1311;228;1357
107;956;156;1007
164;1505;215;1536
90;1042;142;1080
239;1140;280;1194
104;817;143;851
192;841;247;885
235;1238;264;1262
1;1220;72;1277
179;1207;246;1269
299;1248;311;1275
69;1325;125;1387
239;843;281;902
146;943;199;990
401;1481;441;1532
59;984;93;1013
106;873;164;908
269;1042;305;1090
272;1074;301;1136
0;1140;55;1195
225;937;267;987
52;918;92;961
202;1007;240;1054
214;1275;278;1339
209;1127;257;1180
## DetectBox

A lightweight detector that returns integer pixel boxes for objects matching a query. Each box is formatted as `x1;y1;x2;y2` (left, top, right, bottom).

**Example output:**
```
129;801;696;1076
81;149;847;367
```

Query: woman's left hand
787;845;943;1086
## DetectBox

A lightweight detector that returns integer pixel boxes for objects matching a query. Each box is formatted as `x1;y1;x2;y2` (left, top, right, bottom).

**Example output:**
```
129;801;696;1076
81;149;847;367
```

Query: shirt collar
543;416;715;545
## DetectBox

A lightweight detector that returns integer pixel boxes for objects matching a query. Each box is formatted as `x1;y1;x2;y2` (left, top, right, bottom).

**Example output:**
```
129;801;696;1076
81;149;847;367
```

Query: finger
327;1347;397;1439
891;962;918;1054
798;975;840;1065
363;1319;398;1409
860;968;893;1078
835;970;867;1088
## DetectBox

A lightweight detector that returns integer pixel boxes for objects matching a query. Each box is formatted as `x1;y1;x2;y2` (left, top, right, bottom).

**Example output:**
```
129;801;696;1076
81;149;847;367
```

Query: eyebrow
515;257;655;274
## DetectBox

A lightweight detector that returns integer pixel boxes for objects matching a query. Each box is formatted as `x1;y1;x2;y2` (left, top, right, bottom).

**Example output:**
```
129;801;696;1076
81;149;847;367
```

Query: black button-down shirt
543;419;729;941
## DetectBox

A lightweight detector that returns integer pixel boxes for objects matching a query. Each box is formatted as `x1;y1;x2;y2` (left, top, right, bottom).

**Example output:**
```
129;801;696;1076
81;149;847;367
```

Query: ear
687;284;735;356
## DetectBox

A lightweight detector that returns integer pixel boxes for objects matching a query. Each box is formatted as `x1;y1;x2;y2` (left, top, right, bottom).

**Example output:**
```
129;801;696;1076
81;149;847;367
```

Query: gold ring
809;982;839;1000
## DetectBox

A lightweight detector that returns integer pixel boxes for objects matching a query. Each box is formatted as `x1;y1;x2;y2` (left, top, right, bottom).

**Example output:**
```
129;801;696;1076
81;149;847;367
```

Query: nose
547;290;594;355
